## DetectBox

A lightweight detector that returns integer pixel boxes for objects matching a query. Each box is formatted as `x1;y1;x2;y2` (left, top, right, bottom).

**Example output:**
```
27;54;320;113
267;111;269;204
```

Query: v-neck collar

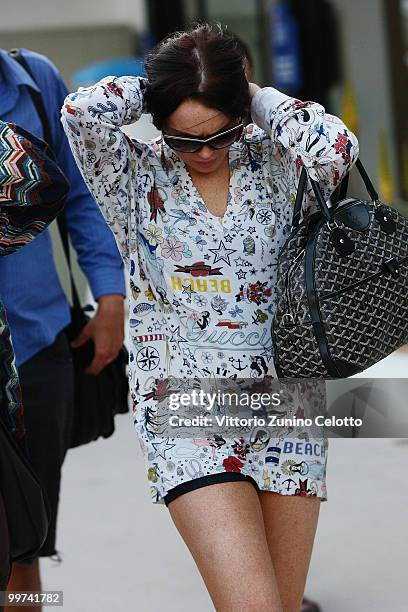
163;140;243;232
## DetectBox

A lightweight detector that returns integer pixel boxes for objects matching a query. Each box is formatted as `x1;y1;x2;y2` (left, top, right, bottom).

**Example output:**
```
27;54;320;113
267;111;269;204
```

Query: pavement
40;350;408;612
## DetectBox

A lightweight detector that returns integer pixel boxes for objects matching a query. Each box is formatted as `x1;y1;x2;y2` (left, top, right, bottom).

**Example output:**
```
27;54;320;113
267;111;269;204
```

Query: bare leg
168;481;283;611
6;560;42;612
259;492;321;612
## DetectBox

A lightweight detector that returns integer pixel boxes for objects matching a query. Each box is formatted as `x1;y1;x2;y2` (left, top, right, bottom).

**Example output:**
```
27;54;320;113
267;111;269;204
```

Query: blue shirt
0;49;126;366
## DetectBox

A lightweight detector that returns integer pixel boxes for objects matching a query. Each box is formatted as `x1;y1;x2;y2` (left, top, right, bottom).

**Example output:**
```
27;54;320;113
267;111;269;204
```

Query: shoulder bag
272;159;408;378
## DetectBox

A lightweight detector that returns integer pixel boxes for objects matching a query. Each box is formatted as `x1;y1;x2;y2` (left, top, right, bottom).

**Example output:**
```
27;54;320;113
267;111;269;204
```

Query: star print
260;348;273;361
203;254;210;260
209;240;237;266
231;223;243;233
181;285;194;297
151;438;176;460
170;326;187;344
136;346;160;370
250;268;256;275
224;234;234;243
248;226;256;234
261;267;267;273
235;257;246;267
198;229;205;235
236;269;247;280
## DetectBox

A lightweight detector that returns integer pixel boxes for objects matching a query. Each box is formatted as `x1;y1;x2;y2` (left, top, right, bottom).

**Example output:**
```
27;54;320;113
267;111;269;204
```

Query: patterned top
0;120;69;439
62;78;358;501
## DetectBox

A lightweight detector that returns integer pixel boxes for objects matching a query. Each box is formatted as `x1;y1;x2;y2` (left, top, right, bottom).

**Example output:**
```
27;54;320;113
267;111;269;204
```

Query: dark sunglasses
162;122;244;153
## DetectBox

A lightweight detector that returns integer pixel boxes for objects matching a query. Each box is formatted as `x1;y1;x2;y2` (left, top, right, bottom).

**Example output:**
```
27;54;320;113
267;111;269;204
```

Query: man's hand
248;82;262;101
71;294;125;375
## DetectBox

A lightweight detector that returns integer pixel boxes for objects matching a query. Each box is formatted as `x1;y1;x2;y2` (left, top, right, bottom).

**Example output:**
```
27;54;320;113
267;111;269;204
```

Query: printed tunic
62;78;359;503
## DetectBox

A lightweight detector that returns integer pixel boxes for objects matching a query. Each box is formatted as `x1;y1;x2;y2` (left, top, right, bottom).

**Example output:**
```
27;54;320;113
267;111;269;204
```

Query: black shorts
163;472;259;507
15;331;74;563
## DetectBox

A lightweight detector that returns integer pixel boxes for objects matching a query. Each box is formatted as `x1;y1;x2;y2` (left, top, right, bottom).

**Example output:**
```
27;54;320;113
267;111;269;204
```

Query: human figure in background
0;119;69;609
0;48;126;611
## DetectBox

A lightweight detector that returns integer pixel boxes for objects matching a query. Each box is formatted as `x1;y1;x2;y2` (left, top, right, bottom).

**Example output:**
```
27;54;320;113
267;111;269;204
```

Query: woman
62;24;358;611
0;119;69;601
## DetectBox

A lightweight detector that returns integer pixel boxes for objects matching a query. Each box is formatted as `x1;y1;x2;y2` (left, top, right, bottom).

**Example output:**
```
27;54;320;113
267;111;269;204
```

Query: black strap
329;159;378;203
8;49;81;312
292;158;379;228
331;172;349;204
292;167;308;228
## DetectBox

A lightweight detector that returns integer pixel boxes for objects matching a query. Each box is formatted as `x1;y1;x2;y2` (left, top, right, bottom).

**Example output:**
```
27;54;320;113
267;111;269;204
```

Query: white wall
0;0;147;32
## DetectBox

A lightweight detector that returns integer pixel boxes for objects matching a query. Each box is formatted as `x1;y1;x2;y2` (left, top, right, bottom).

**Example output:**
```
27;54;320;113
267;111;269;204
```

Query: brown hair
144;23;250;130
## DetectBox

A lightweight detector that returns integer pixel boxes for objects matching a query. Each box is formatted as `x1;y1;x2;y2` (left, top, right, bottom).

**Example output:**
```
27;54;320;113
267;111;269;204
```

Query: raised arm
61;76;147;263
0;121;69;255
250;84;359;218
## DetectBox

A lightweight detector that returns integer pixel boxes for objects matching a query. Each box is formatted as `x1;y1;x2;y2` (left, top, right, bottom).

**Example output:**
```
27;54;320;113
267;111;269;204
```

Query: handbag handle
8;49;82;314
292;158;379;228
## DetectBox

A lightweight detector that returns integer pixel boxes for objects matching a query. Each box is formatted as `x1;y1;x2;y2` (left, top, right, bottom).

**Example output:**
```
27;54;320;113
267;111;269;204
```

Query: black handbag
272;159;408;378
0;420;49;562
9;49;130;447
57;213;129;448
